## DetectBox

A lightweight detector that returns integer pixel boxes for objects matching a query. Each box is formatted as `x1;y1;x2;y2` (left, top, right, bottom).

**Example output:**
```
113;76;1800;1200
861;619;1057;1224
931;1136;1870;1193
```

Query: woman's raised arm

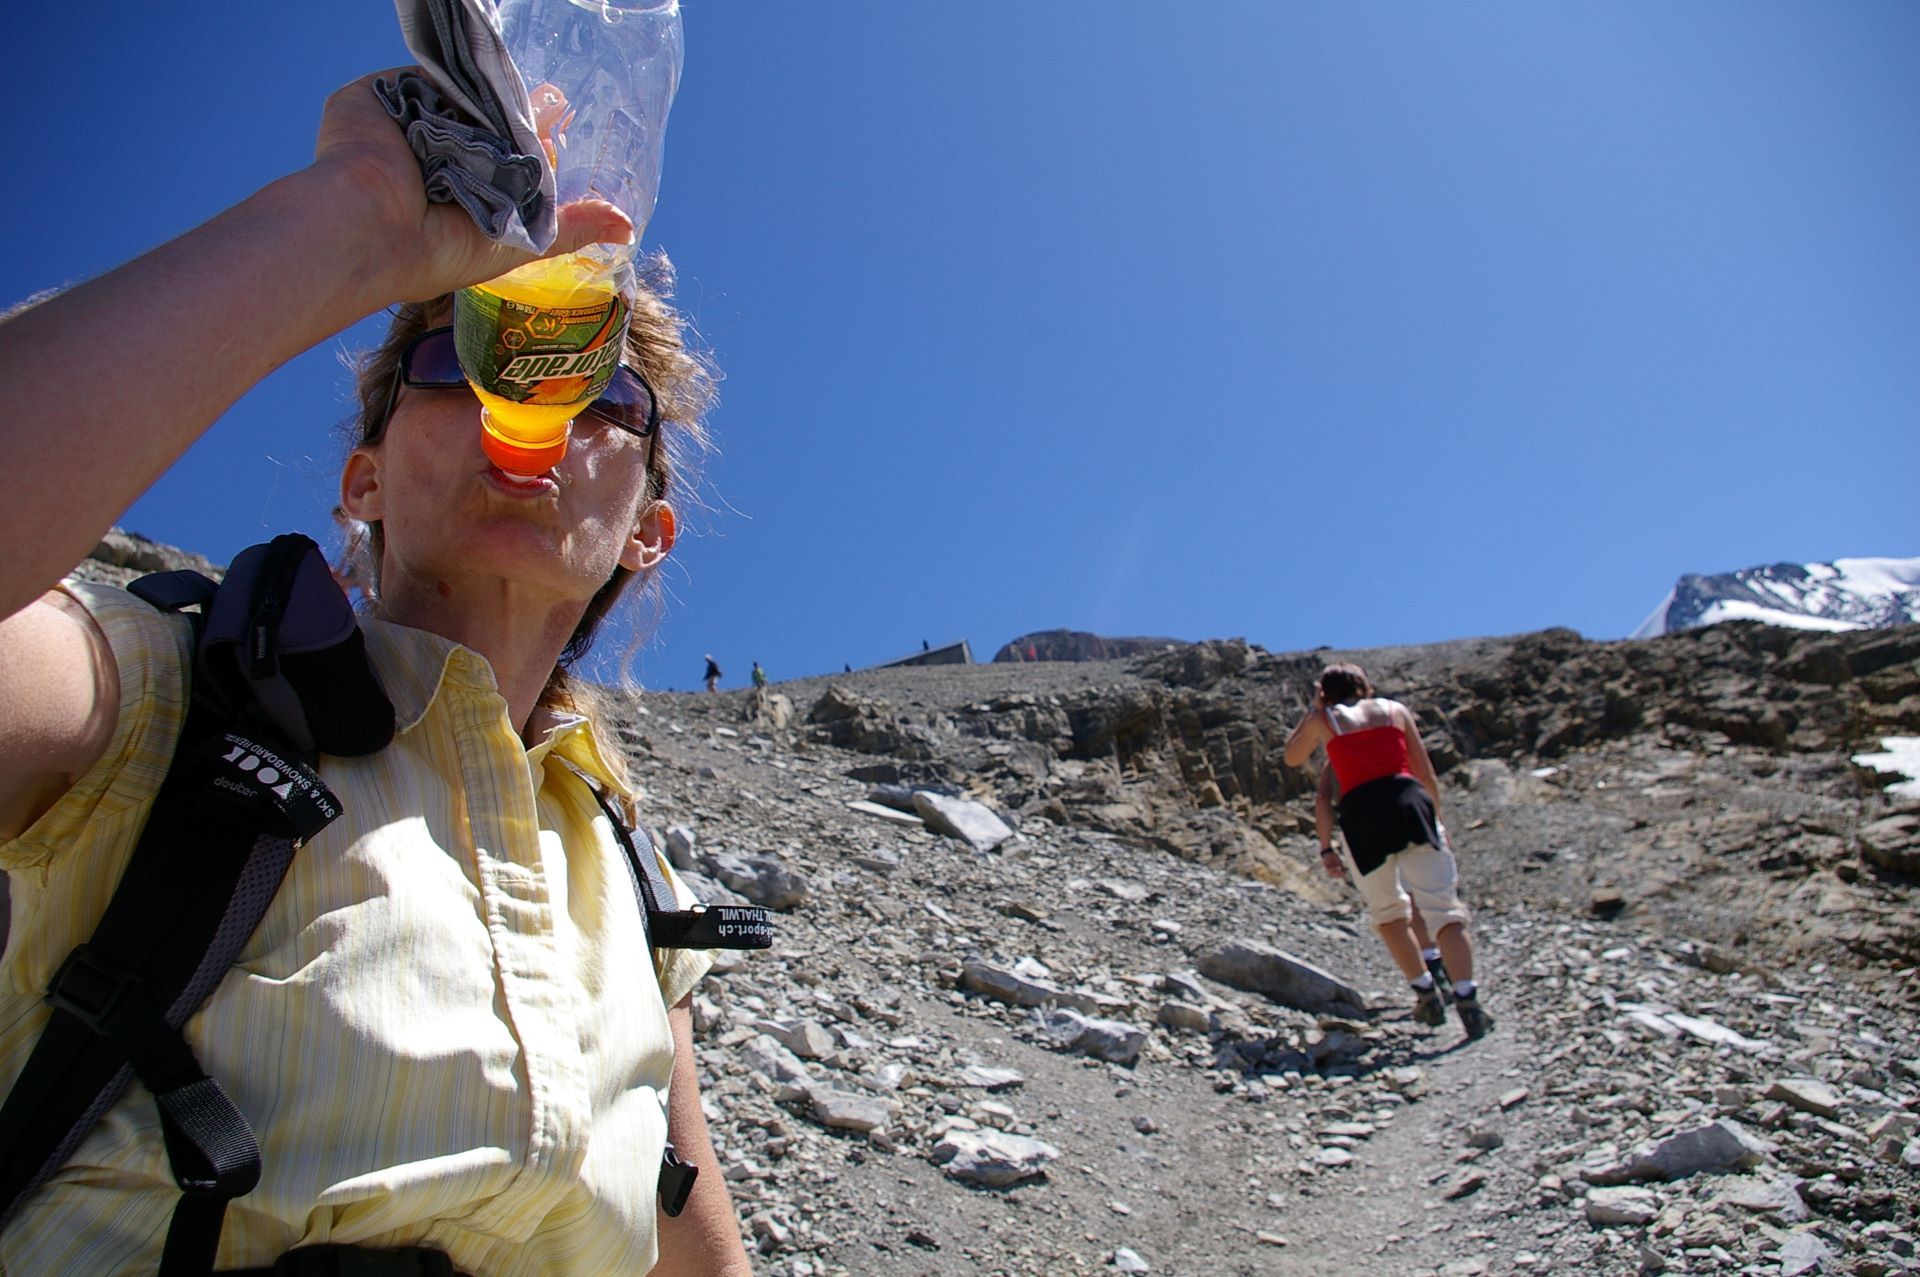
0;70;631;620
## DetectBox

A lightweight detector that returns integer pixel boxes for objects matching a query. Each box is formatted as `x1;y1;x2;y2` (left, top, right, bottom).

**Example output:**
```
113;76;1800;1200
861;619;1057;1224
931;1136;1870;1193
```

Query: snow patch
1694;600;1861;634
1853;737;1920;801
1830;556;1920;596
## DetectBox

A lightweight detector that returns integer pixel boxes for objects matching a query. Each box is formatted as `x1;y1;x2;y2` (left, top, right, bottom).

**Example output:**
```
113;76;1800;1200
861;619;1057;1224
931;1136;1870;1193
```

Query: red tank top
1325;719;1411;792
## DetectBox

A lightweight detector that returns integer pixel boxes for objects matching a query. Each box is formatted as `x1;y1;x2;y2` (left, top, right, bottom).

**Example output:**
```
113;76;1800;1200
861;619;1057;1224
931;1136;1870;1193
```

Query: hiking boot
1412;985;1446;1027
1455;992;1495;1040
1425;956;1453;1003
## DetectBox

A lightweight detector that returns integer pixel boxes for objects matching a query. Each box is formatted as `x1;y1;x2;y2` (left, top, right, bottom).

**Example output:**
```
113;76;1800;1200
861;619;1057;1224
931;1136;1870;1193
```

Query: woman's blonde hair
344;254;716;800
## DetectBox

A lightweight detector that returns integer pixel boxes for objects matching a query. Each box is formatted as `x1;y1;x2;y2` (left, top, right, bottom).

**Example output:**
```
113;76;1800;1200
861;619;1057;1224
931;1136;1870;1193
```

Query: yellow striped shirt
0;581;711;1275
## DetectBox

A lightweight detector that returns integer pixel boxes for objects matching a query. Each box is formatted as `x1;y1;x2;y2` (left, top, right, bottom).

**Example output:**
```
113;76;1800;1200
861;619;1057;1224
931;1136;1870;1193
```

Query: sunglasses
378;326;662;464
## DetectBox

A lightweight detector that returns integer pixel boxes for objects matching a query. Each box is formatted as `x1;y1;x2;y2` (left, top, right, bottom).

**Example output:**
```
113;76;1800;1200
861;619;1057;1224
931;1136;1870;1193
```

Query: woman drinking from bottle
0;69;751;1276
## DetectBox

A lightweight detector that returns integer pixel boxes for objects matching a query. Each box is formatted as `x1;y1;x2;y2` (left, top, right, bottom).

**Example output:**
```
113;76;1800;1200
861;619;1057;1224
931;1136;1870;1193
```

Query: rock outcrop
69;527;223;589
993;629;1187;663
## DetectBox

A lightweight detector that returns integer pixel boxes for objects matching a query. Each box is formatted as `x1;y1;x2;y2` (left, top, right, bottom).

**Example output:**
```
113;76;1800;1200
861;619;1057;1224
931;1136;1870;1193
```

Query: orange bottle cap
480;431;569;475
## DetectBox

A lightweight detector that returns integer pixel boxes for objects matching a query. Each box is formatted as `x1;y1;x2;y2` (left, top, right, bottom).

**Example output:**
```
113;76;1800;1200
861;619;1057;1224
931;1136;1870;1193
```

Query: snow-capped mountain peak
1633;556;1920;639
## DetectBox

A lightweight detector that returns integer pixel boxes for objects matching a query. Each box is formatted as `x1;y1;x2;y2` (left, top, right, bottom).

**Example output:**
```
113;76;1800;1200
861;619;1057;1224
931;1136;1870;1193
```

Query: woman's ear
622;500;676;572
341;448;384;522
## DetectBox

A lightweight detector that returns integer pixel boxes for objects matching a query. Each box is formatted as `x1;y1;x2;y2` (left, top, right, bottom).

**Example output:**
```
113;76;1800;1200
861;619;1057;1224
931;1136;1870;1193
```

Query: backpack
0;534;770;1275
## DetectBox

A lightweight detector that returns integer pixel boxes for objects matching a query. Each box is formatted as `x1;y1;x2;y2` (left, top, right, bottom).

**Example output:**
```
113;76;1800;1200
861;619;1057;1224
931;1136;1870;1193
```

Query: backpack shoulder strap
577;777;771;1217
583;781;774;955
0;534;392;1275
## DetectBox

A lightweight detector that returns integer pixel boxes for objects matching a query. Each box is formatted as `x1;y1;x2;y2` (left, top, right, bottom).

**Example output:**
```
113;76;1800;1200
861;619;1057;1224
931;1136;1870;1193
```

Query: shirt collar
532;708;635;798
358;617;467;735
357;617;633;798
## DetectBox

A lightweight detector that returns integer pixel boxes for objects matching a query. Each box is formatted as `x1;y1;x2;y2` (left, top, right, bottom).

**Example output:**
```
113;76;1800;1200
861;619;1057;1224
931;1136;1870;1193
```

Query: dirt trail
1274;942;1557;1275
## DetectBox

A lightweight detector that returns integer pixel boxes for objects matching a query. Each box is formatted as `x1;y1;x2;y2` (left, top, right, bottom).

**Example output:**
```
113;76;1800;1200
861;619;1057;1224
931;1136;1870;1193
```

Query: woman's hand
308;70;634;306
1282;691;1333;768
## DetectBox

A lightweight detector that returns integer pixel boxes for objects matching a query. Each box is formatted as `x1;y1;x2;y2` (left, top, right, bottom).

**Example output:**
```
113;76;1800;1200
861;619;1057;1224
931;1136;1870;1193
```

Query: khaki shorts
1338;824;1471;932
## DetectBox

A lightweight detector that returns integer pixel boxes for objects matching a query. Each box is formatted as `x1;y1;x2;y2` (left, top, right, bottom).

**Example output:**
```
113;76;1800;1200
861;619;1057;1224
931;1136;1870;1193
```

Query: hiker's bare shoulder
0;591;119;841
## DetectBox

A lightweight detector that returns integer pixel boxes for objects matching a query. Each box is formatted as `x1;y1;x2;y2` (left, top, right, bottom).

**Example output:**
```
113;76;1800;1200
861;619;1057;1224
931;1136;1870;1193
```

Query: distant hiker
922;639;930;651
1283;663;1493;1039
751;661;768;688
0;69;750;1274
704;654;723;692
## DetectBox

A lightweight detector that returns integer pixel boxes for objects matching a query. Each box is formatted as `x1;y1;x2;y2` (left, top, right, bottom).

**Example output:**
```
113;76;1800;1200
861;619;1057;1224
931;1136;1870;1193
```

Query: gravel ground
615;647;1919;1277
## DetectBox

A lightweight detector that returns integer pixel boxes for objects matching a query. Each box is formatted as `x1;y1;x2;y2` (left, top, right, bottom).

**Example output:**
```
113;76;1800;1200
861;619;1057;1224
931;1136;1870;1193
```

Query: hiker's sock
1453;979;1478;1000
1421;947;1441;964
1410;973;1435;992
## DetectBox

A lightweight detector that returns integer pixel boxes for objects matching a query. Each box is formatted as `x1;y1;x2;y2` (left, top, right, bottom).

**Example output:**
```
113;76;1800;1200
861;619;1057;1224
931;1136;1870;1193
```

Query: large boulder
912;792;1014;853
1585;1119;1769;1184
1196;940;1367;1018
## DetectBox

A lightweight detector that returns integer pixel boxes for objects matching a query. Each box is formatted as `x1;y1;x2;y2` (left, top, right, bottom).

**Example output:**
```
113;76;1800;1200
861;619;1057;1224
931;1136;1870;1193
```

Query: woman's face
341;371;670;608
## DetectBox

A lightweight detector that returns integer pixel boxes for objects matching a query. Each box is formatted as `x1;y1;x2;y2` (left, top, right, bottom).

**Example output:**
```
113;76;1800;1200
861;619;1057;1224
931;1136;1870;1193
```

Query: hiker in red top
1284;663;1493;1039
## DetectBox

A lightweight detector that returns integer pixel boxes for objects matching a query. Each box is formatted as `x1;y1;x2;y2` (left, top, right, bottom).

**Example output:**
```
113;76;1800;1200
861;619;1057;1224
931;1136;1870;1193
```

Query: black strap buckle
270;1245;457;1276
650;904;775;951
659;1143;699;1218
45;944;144;1035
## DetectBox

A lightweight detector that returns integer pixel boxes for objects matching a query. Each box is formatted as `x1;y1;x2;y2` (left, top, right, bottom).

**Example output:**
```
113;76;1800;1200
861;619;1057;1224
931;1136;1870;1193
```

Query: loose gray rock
1778;1231;1833;1276
1157;1000;1212;1033
741;1034;814;1090
1465;1125;1505;1150
931;1128;1060;1187
912;791;1015;853
702;850;810;910
1662;1011;1773;1054
1195;939;1367;1017
1585;1186;1660;1226
1587;1119;1768;1184
1304;1023;1370;1069
663;825;698;871
1037;1007;1148;1065
1718;1176;1809;1222
676;869;749;908
961;959;1130;1017
758;1019;835;1060
1160;970;1209;1004
807;1088;897;1134
846;799;924;827
1765;1077;1844;1119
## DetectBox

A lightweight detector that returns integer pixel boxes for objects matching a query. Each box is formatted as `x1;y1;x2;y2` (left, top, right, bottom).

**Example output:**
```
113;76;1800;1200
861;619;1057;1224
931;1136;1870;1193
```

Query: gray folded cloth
377;0;556;252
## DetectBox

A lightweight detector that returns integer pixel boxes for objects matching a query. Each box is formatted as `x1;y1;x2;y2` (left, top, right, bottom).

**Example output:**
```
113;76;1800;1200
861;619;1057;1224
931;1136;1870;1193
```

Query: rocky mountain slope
1634;557;1920;638
612;621;1920;1276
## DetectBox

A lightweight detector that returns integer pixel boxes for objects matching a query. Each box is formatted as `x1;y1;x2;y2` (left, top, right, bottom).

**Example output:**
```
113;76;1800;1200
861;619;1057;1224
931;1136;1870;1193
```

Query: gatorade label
453;286;631;408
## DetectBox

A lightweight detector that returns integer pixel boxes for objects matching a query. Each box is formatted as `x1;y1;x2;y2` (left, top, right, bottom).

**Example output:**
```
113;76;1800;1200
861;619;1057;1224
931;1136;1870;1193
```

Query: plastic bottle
454;0;684;477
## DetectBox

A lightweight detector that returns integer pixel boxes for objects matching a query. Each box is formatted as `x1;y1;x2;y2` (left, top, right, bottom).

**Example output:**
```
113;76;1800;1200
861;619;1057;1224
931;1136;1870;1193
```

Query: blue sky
4;3;1916;690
